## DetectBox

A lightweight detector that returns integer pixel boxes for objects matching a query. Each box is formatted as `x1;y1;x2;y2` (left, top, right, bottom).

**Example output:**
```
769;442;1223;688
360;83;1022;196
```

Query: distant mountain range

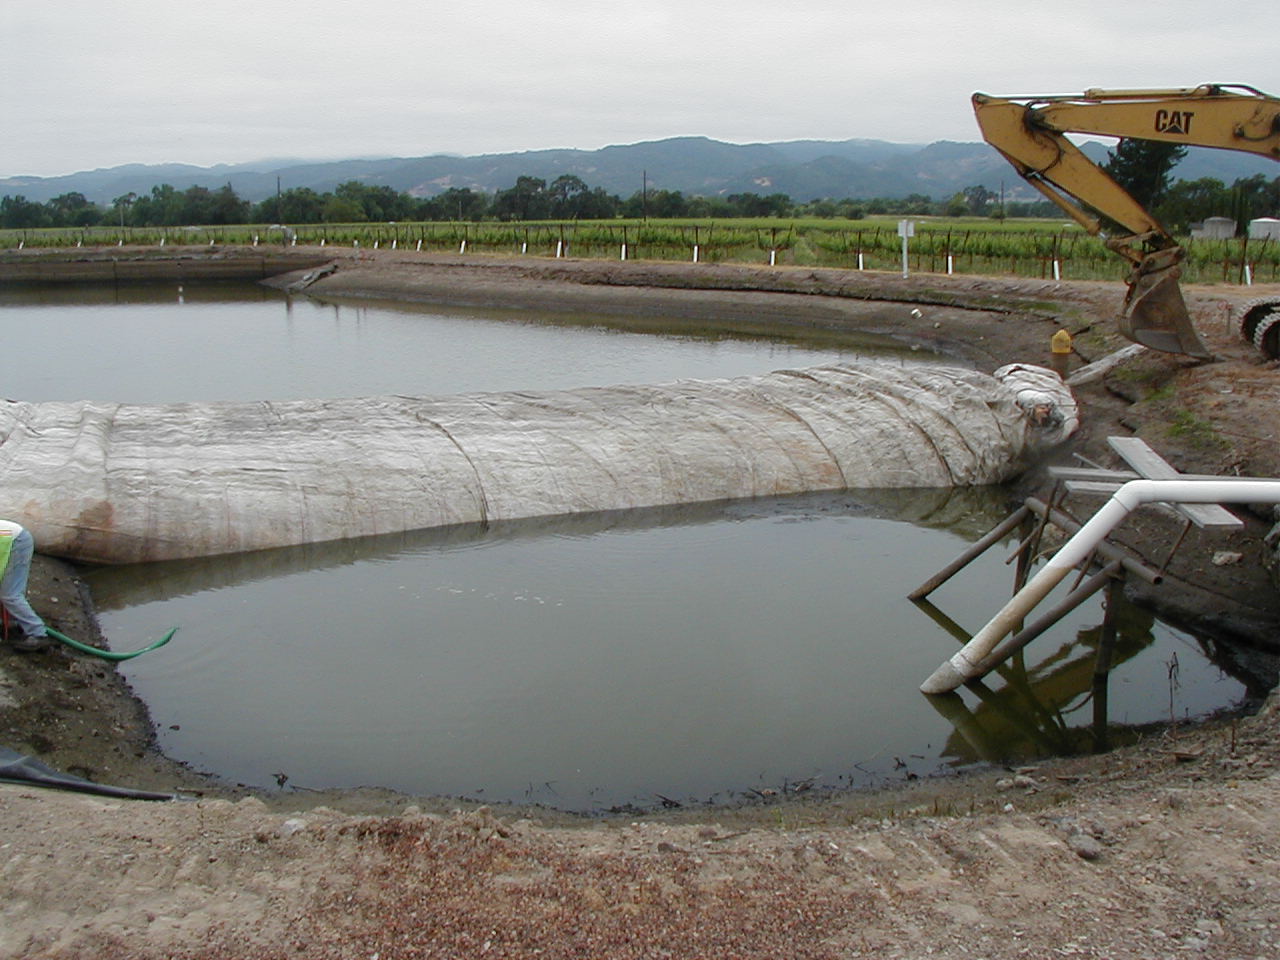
3;136;1275;206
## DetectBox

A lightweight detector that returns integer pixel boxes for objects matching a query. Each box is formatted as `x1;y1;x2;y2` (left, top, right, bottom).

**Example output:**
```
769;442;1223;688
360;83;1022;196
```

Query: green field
3;217;1276;285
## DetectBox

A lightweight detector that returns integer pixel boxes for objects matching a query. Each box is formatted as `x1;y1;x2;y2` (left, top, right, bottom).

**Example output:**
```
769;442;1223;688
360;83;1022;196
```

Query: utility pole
642;169;648;223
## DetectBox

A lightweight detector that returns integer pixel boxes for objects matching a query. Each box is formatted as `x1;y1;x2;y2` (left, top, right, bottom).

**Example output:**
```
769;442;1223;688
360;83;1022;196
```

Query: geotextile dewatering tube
45;626;176;661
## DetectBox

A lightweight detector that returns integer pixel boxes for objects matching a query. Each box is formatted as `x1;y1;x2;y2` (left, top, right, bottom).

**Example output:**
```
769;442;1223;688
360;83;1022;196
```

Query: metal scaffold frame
913;437;1280;695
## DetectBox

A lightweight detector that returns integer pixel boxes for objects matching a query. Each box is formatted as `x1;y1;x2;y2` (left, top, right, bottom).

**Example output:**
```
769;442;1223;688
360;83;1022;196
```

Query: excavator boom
973;85;1280;358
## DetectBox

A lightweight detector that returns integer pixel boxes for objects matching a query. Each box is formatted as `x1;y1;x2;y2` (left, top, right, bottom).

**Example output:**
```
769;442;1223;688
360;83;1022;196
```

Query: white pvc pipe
920;478;1280;694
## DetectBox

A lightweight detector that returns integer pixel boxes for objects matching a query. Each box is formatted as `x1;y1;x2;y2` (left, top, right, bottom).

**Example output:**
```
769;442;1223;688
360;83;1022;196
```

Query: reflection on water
86;488;1248;812
926;588;1161;765
933;603;1270;769
87;488;1005;608
0;281;940;403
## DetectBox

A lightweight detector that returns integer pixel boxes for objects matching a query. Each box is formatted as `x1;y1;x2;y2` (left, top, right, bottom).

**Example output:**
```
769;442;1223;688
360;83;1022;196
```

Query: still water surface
87;492;1240;811
4;282;1248;810
0;281;928;401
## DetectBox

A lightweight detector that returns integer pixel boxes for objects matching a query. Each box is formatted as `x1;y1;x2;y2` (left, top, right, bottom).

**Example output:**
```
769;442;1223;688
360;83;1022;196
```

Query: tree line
1100;139;1280;235
2;164;1277;232
0;175;1040;229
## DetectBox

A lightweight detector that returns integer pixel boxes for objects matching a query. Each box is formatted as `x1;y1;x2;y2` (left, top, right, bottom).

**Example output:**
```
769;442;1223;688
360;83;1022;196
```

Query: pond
84;490;1242;812
3;281;1250;811
0;280;935;402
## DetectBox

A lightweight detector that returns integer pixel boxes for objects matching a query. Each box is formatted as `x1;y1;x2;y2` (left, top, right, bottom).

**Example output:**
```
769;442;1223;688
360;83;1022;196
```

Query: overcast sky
2;0;1276;178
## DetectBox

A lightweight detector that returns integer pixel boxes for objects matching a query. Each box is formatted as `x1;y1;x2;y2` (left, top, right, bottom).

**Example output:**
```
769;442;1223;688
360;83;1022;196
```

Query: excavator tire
1239;296;1280;347
1254;311;1280;361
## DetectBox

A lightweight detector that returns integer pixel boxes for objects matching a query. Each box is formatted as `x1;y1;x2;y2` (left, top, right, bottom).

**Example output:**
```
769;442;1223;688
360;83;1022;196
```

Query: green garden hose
46;626;176;661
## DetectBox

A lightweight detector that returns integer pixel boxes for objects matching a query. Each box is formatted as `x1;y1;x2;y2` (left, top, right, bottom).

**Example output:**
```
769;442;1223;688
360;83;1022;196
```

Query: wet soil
3;248;1279;958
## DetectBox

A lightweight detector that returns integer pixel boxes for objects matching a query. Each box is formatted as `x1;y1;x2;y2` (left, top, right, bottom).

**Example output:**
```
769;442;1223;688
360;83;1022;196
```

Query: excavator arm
973;85;1280;358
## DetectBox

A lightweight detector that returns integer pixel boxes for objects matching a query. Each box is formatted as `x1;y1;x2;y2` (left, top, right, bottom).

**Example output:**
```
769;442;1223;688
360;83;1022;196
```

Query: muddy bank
0;247;329;284
3;250;1280;958
293;250;1074;370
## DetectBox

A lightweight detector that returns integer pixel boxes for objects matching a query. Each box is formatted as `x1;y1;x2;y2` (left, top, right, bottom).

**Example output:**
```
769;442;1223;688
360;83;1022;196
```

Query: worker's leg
0;529;48;640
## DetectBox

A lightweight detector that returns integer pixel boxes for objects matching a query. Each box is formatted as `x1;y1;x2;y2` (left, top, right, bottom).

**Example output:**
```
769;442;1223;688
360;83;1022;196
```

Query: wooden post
1023;497;1162;584
908;505;1032;600
1009;513;1036;636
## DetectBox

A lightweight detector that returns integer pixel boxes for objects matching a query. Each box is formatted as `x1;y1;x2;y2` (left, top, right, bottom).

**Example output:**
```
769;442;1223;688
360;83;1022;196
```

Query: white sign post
898;219;915;278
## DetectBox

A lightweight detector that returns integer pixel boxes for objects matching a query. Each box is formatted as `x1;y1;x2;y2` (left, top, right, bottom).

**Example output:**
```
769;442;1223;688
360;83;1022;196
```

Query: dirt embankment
3;249;1280;959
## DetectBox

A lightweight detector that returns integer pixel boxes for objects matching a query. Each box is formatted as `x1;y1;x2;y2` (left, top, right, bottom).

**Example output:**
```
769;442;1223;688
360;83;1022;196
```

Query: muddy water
4;282;1248;811
0;281;935;401
86;491;1240;812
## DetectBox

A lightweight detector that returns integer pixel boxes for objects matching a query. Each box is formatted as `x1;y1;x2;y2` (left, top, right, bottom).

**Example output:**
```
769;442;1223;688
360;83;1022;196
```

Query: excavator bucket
1118;269;1213;359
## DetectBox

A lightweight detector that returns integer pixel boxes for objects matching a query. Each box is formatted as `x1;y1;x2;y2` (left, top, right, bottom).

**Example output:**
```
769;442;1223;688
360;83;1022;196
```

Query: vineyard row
5;222;1278;284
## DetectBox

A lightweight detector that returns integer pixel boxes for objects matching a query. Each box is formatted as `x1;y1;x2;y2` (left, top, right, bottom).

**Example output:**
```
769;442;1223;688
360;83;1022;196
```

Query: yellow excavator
972;84;1280;360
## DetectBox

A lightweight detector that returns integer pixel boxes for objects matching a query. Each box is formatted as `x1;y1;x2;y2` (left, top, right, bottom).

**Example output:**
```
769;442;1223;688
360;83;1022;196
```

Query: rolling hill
2;137;1274;206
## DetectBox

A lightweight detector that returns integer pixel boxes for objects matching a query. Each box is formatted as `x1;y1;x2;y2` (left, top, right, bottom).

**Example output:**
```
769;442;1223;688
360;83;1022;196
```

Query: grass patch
1165;409;1228;450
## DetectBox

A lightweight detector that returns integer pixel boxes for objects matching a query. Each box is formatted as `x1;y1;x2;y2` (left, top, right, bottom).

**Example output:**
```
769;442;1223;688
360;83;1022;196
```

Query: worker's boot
11;633;49;652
